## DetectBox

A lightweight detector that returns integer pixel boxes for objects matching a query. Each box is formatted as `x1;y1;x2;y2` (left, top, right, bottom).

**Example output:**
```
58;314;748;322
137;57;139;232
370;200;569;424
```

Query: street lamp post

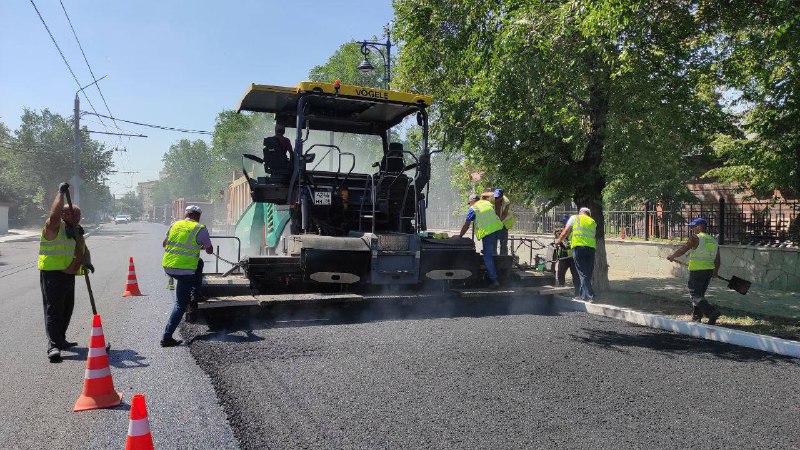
357;25;392;89
72;75;107;205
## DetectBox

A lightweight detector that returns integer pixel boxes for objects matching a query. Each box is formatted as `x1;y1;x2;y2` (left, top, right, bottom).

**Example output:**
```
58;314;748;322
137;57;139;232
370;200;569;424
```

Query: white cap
185;205;202;214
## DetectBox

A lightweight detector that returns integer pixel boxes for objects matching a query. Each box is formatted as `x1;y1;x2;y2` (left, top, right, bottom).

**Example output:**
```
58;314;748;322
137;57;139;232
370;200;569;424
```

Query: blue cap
493;188;504;198
561;215;570;224
688;217;707;227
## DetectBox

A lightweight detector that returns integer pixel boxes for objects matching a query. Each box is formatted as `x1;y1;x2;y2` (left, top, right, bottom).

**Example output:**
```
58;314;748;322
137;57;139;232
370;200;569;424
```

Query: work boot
488;280;501;290
698;299;721;325
47;347;61;363
691;305;702;322
57;341;78;350
160;336;183;347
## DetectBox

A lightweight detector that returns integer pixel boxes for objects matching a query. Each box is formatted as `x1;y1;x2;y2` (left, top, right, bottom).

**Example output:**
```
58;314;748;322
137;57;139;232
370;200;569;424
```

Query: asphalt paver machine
199;81;559;313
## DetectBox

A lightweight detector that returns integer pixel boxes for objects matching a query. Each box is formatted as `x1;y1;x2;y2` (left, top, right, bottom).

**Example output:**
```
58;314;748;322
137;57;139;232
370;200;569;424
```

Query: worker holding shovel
667;217;722;325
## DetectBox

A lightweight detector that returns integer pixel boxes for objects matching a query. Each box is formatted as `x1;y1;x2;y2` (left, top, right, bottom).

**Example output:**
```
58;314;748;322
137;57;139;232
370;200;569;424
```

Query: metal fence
426;199;800;245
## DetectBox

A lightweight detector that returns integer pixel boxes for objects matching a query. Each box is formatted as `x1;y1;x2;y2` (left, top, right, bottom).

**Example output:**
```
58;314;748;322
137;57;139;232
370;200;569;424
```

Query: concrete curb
553;295;800;359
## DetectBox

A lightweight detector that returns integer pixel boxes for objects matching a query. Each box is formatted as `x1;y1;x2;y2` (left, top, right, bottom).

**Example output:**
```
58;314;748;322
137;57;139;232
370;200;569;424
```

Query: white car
114;215;130;224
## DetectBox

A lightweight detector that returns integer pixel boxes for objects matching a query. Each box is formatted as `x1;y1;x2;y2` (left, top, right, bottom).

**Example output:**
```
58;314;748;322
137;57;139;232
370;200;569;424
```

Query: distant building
137;180;157;221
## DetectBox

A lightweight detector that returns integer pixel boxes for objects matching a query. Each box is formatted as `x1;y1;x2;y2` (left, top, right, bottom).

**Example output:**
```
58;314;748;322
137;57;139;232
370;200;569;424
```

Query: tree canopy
394;0;732;288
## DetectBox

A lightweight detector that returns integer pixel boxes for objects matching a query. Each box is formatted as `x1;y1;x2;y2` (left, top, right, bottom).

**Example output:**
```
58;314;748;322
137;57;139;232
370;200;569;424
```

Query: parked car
114;214;131;224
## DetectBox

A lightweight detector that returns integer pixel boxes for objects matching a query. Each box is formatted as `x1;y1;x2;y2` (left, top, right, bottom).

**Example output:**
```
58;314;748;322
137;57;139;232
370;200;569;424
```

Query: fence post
644;201;650;241
718;197;725;245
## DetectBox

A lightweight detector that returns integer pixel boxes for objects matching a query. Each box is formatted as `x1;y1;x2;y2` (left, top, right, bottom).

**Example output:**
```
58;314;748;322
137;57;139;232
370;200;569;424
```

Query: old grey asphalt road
185;292;800;449
0;222;238;450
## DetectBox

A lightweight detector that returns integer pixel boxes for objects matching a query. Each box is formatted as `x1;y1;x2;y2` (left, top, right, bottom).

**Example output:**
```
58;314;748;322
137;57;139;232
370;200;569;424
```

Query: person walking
161;205;213;347
553;215;579;296
456;194;504;289
39;183;93;362
556;207;596;302
667;217;722;324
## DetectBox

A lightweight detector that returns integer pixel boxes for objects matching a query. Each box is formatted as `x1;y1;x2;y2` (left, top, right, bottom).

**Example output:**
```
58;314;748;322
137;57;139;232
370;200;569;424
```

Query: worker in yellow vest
161;205;213;347
667;217;722;324
39;183;93;362
456;194;504;289
481;189;515;256
556;207;596;302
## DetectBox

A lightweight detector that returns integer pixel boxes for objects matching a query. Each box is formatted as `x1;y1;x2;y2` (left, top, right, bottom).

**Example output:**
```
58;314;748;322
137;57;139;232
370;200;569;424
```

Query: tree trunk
574;71;610;292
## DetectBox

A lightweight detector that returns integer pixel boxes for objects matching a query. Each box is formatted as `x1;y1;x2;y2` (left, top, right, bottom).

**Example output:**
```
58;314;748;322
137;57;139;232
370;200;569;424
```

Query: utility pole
72;75;107;205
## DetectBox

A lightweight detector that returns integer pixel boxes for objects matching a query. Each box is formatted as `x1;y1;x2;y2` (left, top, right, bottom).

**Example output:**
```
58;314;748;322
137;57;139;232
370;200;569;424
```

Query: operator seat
262;136;291;183
373;143;413;231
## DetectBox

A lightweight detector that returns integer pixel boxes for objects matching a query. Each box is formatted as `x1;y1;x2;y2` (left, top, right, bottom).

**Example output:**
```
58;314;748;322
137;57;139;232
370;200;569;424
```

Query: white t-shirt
566;215;579;227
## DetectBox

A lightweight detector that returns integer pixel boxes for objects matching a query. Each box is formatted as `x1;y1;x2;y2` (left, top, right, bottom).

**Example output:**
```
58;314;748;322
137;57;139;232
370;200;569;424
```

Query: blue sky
0;0;394;195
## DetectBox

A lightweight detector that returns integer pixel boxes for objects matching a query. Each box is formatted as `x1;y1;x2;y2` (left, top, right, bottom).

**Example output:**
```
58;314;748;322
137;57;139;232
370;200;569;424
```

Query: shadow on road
186;296;559;343
570;327;800;364
60;346;150;368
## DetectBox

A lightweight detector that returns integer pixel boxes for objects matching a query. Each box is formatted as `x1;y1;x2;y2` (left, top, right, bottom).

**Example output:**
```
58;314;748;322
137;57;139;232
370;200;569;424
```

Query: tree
1;109;114;224
394;0;729;290
699;0;800;196
114;191;143;218
309;41;389;88
153;139;221;202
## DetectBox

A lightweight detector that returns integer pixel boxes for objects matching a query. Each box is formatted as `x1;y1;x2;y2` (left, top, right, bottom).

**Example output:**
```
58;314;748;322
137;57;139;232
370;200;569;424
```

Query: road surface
0;222;797;449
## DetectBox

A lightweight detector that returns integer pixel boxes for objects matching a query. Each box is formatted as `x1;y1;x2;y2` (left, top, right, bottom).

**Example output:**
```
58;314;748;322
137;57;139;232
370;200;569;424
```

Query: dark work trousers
163;259;204;339
193;259;204;298
40;270;76;350
498;228;509;256
557;256;580;296
572;246;595;300
688;269;714;304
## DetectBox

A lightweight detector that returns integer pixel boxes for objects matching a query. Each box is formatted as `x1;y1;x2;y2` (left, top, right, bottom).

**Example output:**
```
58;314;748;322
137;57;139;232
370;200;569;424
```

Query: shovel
673;260;751;295
64;187;112;350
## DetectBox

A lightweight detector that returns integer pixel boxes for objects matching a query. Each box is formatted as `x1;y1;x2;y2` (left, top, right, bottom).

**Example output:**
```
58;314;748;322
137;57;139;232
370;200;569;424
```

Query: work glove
59;182;70;193
65;224;76;239
84;263;95;274
76;224;85;236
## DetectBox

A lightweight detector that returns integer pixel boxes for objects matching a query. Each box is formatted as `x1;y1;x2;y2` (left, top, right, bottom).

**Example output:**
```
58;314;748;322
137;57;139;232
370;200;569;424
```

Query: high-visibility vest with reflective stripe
689;232;717;271
500;195;515;230
472;200;504;240
162;220;204;270
38;221;82;272
570;214;597;249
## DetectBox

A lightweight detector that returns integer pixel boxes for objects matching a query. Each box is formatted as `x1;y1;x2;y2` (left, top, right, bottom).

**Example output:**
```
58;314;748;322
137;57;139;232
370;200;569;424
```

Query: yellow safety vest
162;219;205;270
38;221;85;273
472;199;504;240
500;195;515;230
688;232;717;271
570;214;597;249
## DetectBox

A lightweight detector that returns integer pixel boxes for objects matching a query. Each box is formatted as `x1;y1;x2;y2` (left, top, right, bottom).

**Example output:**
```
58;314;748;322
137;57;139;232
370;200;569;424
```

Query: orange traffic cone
125;394;154;450
73;315;123;411
122;257;143;297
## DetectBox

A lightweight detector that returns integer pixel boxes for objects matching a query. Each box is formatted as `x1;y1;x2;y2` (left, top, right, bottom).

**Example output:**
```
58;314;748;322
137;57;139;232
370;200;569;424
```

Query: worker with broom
38;183;94;362
667;217;722;324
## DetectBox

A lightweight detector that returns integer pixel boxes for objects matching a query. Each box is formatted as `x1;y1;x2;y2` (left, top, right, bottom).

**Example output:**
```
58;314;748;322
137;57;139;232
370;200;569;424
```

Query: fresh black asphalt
183;297;800;450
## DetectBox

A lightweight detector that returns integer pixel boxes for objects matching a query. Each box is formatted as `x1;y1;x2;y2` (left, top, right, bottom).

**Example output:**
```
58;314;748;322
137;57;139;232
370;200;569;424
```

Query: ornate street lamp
356;25;392;89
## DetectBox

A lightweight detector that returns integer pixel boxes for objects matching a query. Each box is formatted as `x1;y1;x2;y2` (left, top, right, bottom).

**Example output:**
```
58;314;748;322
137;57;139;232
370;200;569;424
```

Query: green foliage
394;0;727;216
309;41;389;88
211;110;274;172
0;109;114;224
152;139;222;203
114;191;143;218
701;0;800;195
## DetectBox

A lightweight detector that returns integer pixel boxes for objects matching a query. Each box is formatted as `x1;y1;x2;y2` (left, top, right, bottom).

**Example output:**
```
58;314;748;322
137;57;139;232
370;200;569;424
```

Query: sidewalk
591;269;800;340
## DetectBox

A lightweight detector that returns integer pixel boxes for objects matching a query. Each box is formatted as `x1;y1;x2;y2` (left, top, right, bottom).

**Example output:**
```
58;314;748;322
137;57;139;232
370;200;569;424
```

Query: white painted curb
553;295;800;359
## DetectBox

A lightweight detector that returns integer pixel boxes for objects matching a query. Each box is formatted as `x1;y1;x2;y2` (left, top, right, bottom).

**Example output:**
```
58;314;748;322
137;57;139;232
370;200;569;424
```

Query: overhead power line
59;0;118;129
29;0;107;128
87;130;147;137
81;112;213;135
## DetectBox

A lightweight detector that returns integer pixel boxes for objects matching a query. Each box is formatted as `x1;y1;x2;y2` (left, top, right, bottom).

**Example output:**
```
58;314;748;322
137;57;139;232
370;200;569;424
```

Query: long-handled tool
672;260;751;295
64;186;111;349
